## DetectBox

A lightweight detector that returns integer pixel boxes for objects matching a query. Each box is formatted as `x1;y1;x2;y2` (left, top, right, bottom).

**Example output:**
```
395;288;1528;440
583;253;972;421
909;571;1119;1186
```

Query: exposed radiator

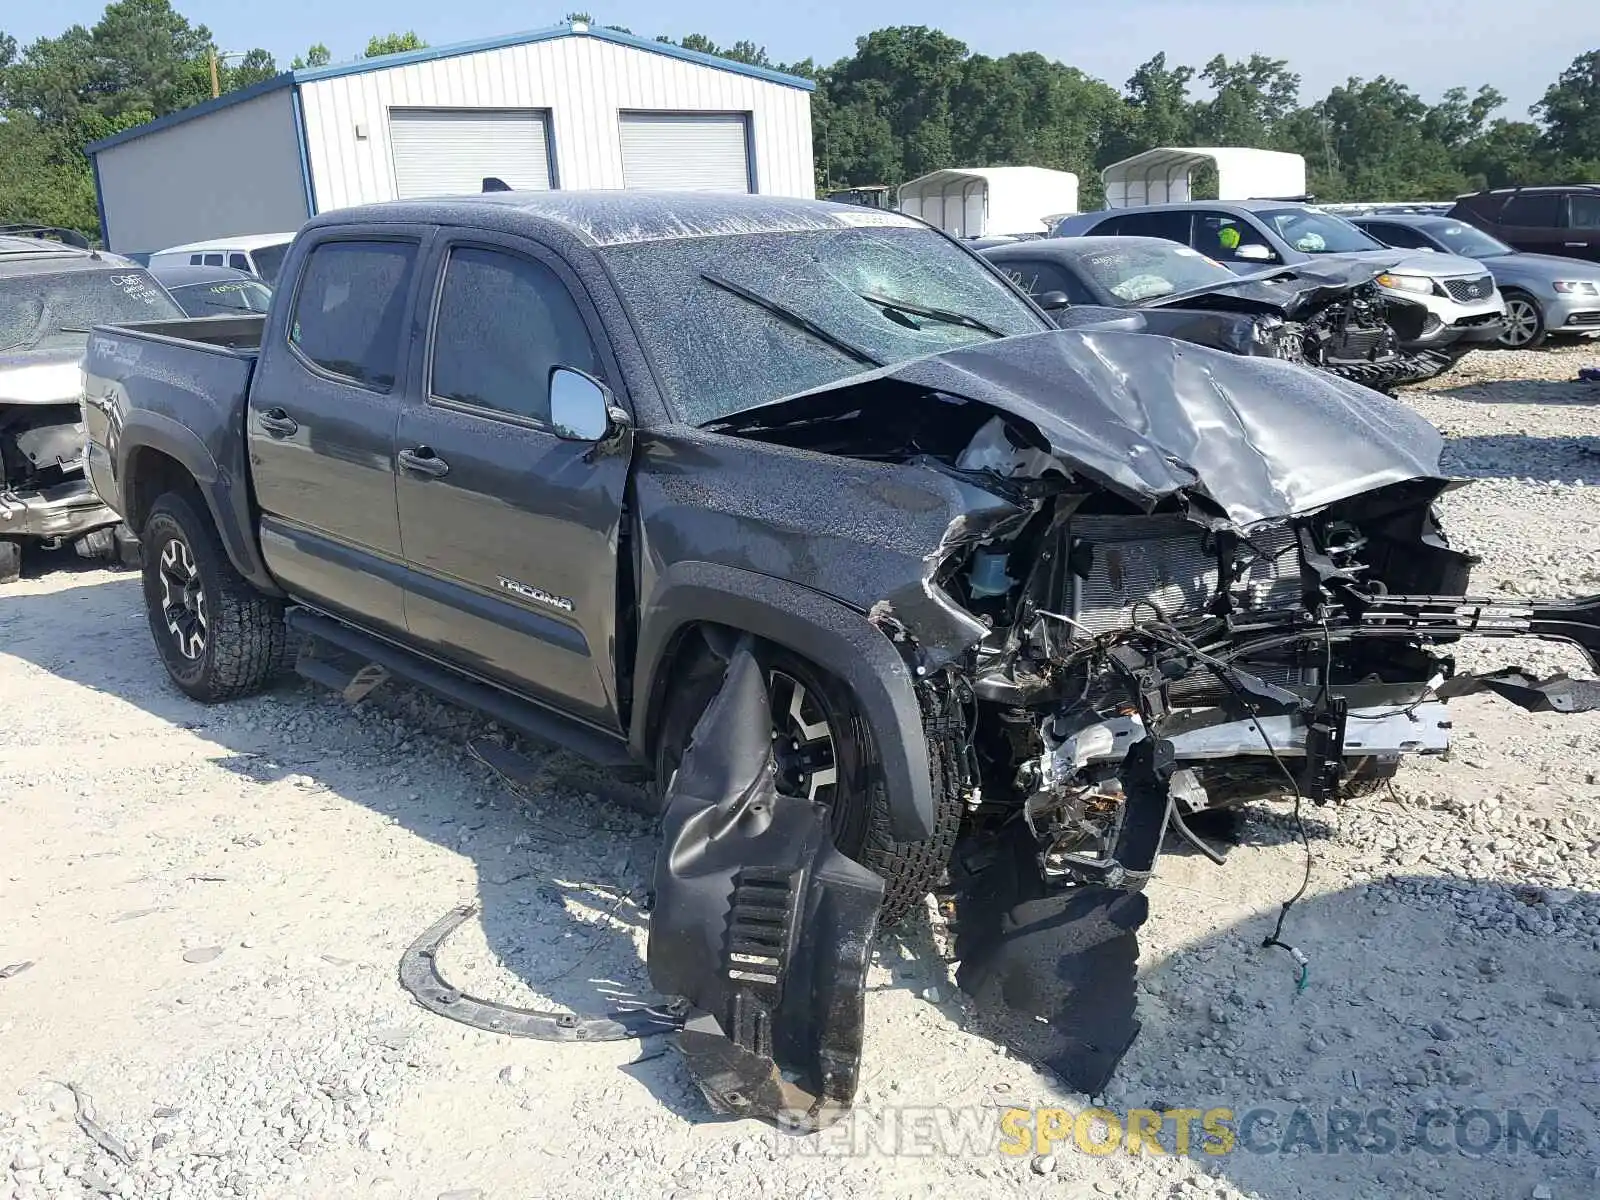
1067;514;1303;636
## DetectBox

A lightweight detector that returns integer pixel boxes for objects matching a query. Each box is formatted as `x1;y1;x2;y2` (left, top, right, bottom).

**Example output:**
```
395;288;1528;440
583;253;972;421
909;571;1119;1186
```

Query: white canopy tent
896;167;1080;238
1101;148;1307;209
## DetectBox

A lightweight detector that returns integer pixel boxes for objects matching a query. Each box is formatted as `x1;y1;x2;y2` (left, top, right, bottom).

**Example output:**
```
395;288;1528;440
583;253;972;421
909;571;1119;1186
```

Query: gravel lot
3;342;1599;1200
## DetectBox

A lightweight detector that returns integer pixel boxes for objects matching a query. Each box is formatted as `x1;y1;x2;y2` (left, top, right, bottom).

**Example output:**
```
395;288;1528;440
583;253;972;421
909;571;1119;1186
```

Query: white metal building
896;168;1080;238
87;21;816;255
1101;148;1307;209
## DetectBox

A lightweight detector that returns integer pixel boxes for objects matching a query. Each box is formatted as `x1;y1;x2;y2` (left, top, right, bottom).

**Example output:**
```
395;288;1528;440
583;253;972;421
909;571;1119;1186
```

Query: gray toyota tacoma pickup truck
82;192;1600;1129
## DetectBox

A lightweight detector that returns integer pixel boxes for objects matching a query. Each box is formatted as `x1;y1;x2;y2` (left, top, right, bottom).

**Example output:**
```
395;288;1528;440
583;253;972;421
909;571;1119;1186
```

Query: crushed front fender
647;641;884;1130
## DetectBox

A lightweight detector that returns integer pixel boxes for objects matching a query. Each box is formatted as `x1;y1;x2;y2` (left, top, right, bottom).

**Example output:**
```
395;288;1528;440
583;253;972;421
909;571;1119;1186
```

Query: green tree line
2;1;1596;239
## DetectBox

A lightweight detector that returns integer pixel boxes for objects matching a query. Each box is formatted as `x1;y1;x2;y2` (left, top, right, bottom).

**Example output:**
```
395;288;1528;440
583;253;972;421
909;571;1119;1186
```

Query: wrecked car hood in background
709;329;1447;529
1138;260;1386;320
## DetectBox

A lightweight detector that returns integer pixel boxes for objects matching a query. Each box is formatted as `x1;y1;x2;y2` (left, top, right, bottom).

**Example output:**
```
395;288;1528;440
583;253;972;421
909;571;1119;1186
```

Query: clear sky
6;0;1586;118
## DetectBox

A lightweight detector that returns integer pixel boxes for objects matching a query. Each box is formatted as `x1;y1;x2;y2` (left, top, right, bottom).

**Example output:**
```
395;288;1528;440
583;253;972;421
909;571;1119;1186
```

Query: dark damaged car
81;193;1600;1129
981;236;1426;390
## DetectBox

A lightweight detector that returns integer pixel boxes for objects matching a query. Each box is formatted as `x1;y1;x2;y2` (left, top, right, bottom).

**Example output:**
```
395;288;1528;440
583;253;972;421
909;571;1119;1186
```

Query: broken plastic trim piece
1434;669;1600;714
949;738;1173;1096
648;641;884;1131
399;905;686;1041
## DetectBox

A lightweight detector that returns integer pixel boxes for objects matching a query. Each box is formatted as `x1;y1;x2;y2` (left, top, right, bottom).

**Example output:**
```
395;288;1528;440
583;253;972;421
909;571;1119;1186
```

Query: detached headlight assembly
1376;272;1435;295
1553;280;1600;296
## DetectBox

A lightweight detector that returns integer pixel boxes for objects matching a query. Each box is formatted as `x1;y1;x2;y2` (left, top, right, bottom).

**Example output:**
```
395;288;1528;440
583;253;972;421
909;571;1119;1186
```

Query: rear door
247;228;429;634
1559;192;1600;263
1493;191;1564;255
395;233;630;729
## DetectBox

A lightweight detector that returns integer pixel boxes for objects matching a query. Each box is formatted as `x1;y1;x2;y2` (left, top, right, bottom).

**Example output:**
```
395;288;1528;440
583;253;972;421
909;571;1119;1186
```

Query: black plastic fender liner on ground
398;905;686;1041
949;737;1175;1096
647;640;884;1130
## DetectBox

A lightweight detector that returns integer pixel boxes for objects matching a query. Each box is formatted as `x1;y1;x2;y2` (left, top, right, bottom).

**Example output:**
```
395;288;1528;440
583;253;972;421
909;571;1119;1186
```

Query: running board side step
285;608;640;772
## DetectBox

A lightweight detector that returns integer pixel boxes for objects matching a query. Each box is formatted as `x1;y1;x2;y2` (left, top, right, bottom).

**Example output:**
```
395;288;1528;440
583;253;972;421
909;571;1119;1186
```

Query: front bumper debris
647;641;884;1131
0;476;120;541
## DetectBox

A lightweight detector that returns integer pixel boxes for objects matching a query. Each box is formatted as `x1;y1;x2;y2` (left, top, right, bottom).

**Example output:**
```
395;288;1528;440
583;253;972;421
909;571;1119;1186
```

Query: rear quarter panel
83;317;275;587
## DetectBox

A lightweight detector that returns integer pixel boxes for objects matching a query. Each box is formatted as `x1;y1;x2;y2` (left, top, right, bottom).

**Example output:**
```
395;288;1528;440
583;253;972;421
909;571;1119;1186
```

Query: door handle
398;446;449;478
257;408;299;437
1566;242;1587;248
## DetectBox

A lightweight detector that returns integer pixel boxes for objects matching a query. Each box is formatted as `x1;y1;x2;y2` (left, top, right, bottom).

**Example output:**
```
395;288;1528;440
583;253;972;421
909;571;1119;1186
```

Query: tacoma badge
497;576;575;613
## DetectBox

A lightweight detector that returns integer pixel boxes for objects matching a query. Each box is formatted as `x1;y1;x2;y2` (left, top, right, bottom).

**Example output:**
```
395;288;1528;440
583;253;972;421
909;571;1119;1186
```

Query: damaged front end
651;329;1600;1124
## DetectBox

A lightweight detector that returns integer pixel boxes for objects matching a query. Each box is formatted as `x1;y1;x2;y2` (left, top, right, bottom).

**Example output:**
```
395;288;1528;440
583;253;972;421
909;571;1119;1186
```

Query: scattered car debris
181;946;223;964
648;641;884;1131
59;1081;134;1166
398;903;684;1041
0;960;34;979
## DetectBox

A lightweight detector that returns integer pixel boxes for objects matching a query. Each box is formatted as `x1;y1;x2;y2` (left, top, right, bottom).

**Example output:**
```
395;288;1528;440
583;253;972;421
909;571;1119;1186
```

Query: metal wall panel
389;109;553;197
93;89;307;253
299;34;814;210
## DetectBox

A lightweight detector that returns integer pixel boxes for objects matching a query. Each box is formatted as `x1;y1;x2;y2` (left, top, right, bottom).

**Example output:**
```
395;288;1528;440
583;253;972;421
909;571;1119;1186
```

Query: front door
247;230;428;634
395;236;630;730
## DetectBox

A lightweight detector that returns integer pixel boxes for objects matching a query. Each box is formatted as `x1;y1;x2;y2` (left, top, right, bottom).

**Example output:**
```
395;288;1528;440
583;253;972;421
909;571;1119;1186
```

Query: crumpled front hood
1140;260;1382;319
0;349;84;407
711;329;1447;529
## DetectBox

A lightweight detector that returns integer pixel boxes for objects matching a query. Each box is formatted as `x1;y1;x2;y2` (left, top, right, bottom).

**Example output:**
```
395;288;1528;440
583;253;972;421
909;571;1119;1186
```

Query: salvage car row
57;190;1600;1132
1;231;275;580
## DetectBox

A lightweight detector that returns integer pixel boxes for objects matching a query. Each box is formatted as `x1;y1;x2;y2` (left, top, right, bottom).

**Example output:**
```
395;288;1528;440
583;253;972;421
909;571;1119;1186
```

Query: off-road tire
0;539;21;584
141;492;290;702
655;636;964;926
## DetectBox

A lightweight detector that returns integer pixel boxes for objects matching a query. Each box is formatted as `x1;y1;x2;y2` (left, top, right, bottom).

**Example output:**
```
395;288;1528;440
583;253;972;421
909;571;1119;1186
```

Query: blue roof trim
83;24;812;158
290;24;816;91
85;74;296;155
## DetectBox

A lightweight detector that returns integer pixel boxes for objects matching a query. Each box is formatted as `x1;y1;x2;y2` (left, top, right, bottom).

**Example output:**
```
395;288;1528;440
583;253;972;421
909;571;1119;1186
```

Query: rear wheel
1499;292;1547;349
654;635;963;926
141;492;290;702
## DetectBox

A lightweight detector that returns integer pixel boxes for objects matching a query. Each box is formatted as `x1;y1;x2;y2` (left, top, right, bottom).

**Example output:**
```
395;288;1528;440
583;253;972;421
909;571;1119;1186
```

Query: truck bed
82;315;266;546
104;313;266;353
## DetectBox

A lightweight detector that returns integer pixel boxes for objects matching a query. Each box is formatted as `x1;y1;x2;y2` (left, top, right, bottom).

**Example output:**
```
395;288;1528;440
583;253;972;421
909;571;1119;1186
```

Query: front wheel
141;492;290;702
654;637;963;926
1499;292;1547;349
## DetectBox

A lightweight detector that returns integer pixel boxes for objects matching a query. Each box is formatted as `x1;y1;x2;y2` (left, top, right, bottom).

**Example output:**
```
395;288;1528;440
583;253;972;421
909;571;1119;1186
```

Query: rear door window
1108;212;1194;245
1364;222;1434;250
1500;193;1561;228
1566;195;1600;230
202;253;224;266
288;240;419;392
429;246;600;425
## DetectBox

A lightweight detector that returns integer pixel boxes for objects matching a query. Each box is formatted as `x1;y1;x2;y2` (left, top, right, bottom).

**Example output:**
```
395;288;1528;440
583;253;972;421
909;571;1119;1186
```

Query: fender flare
630;561;935;842
116;411;280;594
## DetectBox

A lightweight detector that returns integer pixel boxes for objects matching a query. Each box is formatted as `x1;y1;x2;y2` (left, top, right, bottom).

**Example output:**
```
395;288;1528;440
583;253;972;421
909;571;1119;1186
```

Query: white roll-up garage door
619;113;752;193
389;108;552;199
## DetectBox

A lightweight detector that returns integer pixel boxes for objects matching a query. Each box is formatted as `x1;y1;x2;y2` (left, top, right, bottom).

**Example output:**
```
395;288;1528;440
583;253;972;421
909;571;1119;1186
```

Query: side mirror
1035;290;1072;311
1234;244;1275;262
549;367;616;442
